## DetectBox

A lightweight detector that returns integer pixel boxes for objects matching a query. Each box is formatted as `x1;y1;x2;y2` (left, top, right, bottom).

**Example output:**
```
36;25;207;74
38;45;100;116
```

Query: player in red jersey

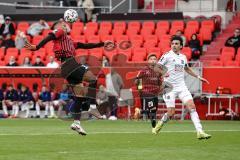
24;22;113;136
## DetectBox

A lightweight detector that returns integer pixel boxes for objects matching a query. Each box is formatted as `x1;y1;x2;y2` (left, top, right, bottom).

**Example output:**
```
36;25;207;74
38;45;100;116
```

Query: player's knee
186;100;196;109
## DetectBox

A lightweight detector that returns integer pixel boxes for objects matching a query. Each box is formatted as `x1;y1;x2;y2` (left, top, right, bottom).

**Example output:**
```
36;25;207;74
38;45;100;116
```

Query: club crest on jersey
181;60;184;64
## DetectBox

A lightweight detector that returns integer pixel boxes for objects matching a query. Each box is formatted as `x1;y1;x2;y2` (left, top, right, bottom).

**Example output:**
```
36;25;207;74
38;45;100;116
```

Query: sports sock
72;97;83;120
190;108;203;132
160;112;170;124
35;103;40;116
2;103;8;115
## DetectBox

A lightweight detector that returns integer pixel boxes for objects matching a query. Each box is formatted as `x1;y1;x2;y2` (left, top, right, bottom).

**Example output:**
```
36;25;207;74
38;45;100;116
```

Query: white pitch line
0;130;239;136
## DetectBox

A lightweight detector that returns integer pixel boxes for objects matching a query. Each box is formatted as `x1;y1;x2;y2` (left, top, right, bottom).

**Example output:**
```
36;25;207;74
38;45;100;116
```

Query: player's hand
134;108;141;119
24;41;37;51
198;76;210;84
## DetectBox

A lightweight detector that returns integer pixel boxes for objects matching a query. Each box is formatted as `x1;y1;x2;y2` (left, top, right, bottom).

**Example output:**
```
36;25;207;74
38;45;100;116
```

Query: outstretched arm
75;41;114;49
185;66;209;84
24;33;55;51
75;42;104;49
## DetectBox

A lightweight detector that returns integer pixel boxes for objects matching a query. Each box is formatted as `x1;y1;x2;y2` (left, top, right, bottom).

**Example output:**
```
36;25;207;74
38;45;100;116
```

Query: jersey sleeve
158;53;168;66
51;28;64;39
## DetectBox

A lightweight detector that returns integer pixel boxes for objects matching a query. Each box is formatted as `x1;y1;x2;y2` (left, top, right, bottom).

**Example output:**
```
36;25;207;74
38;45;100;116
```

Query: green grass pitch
0;119;239;160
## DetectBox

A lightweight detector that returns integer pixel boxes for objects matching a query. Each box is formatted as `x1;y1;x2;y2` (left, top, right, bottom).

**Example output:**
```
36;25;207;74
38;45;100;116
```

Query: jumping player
24;22;113;136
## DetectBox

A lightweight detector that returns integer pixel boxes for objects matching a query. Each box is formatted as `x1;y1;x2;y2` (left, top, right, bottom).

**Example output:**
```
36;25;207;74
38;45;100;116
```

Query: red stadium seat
99;21;112;35
113;21;126;31
32;35;44;44
100;34;114;42
223;60;239;67
155;28;168;37
85;22;98;34
87;35;100;43
128;21;141;33
75;49;88;56
199;28;212;41
142;21;155;33
209;60;223;66
181;47;192;60
156;21;170;32
129;35;143;48
132;48;147;61
144;35;158;47
20;48;32;57
171;20;184;32
115;35;129;43
89;48;103;59
72;35;86;43
186;20;199;33
0;60;5;66
146;47;162;58
201;20;215;32
0;48;4;60
5;48;19;58
112;28;125;37
72;22;84;34
140;28;153;37
159;34;171;43
17;21;29;33
221;47;235;59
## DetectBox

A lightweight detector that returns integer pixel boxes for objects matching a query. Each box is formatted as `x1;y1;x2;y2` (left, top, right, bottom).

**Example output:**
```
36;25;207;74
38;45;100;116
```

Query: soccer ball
64;9;78;23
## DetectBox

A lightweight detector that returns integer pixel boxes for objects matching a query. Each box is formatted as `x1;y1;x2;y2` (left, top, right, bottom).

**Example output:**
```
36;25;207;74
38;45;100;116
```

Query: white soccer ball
64;9;78;23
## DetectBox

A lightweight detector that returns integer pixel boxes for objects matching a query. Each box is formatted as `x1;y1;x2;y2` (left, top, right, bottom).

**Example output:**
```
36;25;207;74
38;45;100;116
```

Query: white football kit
158;50;192;107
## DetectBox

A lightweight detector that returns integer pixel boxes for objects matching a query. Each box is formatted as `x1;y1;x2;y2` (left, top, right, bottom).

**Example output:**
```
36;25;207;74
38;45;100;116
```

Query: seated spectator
96;85;110;118
52;84;72;117
2;84;19;118
15;30;26;50
225;28;240;53
31;83;40;118
33;56;45;67
0;16;15;39
37;85;54;118
46;56;59;68
0;17;16;49
226;0;237;12
18;84;34;118
175;30;187;47
27;19;49;37
21;56;32;67
6;56;18;66
188;34;201;60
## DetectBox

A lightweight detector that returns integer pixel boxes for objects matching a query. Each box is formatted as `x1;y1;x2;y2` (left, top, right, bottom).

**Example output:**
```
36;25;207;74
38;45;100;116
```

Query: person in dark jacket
2;84;19;118
18;84;33;118
0;16;15;48
188;34;201;60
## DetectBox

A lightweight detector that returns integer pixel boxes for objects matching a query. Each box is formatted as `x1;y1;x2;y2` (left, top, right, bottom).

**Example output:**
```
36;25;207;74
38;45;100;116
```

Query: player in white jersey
152;36;211;140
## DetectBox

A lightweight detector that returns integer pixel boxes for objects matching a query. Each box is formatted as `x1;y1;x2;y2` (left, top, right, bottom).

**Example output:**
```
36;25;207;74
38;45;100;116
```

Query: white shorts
163;85;193;108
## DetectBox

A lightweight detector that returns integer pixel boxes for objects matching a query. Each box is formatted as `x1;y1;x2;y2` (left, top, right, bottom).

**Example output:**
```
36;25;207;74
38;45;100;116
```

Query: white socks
160;113;170;123
2;102;8;115
35;103;40;116
190;108;203;132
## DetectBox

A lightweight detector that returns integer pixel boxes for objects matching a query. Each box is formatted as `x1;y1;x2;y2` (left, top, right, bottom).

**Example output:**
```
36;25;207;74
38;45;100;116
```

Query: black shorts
141;96;158;112
60;57;87;85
